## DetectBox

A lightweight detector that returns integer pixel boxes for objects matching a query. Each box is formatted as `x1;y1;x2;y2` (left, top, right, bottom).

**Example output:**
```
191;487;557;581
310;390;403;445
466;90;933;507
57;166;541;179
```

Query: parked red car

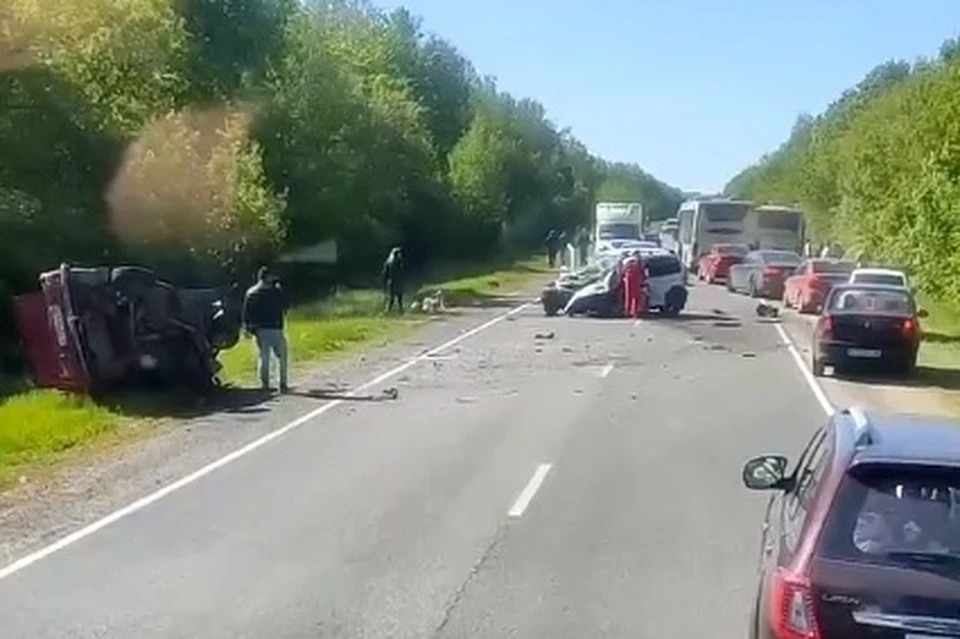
697;243;749;284
783;258;856;313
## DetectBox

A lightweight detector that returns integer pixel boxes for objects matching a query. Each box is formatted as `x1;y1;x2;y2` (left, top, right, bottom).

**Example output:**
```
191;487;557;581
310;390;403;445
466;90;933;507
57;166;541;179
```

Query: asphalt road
0;282;831;638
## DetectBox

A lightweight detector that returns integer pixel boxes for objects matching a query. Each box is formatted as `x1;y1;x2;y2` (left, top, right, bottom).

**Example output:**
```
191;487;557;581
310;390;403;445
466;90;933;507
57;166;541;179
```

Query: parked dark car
743;408;960;639
811;283;926;378
728;250;802;299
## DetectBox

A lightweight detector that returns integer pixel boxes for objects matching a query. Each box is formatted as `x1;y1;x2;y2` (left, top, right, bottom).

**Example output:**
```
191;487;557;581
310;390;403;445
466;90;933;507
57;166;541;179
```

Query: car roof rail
842;405;874;447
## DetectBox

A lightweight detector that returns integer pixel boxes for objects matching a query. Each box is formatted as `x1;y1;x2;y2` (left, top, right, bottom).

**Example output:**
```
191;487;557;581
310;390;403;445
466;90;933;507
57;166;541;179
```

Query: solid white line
774;322;835;417
600;363;614;378
507;463;552;518
0;302;533;581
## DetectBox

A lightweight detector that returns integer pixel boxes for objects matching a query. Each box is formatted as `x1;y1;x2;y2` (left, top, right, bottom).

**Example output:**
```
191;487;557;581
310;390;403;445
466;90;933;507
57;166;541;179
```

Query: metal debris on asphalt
755;302;779;319
534;331;555;340
741;352;757;358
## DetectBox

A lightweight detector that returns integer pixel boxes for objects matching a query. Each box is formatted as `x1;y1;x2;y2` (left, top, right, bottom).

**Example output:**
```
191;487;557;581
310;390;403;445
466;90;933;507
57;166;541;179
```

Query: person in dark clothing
242;266;289;392
545;230;559;267
575;226;590;266
382;247;405;313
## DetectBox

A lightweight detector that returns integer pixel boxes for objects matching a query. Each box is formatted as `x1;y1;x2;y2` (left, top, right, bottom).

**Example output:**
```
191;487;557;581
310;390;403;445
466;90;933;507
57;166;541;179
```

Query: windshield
822;466;960;564
812;260;856;275
759;250;801;266
715;244;748;256
757;210;802;231
828;288;913;314
702;202;750;223
854;273;906;286
598;223;640;240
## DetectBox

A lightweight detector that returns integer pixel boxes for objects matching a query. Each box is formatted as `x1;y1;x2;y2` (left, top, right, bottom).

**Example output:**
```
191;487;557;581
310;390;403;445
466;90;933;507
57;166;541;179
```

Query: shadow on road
833;365;960;392
921;330;960;345
285;387;400;402
105;386;275;420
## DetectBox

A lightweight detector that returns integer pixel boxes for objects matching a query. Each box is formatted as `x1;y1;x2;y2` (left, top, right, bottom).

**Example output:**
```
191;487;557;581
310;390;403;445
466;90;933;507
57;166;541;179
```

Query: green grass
0;255;552;486
916;295;960;371
418;256;553;304
0;391;123;487
218;289;418;385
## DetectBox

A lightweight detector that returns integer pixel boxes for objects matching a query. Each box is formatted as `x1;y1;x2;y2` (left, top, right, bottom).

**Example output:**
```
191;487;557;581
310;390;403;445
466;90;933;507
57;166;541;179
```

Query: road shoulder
0;296;535;562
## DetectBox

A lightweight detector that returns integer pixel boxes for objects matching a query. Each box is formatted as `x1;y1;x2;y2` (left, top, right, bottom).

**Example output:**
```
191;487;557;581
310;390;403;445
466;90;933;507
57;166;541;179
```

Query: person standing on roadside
545;229;559;267
576;226;590;266
382;246;405;314
242;266;289;392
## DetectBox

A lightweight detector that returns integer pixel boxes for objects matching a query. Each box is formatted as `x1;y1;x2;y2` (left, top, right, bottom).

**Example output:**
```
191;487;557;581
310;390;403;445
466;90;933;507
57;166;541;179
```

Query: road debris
741;352;757;358
755;302;780;319
713;320;742;328
535;331;555;340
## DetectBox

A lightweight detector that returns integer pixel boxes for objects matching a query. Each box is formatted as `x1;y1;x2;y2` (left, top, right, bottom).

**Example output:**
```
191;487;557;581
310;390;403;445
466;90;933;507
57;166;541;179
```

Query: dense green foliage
0;0;680;369
725;38;960;303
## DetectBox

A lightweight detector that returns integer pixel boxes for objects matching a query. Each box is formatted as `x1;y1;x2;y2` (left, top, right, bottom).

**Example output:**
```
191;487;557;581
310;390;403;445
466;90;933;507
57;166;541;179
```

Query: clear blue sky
375;0;960;193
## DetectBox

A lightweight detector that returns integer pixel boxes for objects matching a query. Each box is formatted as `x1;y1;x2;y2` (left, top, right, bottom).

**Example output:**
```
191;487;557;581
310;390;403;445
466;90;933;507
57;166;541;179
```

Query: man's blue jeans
254;329;288;389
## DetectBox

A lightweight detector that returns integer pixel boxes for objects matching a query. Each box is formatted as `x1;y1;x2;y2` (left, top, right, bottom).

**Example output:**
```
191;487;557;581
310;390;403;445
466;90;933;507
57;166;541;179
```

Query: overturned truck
15;264;242;394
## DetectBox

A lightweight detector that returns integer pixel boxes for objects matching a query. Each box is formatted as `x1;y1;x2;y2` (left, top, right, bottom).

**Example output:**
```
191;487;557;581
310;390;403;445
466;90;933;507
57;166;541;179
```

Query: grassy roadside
916;295;960;372
0;256;553;488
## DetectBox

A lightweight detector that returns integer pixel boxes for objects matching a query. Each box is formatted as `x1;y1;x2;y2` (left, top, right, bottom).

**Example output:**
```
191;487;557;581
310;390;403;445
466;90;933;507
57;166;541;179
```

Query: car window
827;288;913;314
854;273;905;286
716;244;747;257
820;466;960;563
759;250;801;266
645;255;682;277
782;428;830;553
812;260;856;275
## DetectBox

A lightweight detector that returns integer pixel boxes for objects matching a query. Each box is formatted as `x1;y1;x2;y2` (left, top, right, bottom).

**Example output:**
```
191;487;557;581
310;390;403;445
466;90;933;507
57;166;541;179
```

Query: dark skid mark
288;387;399;402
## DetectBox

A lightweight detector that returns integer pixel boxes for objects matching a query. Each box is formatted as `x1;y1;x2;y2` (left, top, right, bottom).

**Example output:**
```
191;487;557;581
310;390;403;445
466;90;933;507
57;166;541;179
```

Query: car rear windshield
715;244;747;256
827;288;913;314
812;260;856;274
854;273;905;286
760;251;801;266
645;255;682;277
820;465;960;566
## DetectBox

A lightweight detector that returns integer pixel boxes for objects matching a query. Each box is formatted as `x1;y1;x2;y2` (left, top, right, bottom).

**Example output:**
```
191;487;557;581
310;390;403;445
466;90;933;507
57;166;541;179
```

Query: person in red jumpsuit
620;251;645;318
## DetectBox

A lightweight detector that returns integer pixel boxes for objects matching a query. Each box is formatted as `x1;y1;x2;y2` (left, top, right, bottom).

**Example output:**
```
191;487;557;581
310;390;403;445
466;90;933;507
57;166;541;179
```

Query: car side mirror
742;455;790;491
917;307;929;319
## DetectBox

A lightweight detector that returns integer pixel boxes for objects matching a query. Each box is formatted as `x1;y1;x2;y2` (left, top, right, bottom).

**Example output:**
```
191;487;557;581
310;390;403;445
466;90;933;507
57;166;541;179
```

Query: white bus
750;205;805;253
675;198;754;270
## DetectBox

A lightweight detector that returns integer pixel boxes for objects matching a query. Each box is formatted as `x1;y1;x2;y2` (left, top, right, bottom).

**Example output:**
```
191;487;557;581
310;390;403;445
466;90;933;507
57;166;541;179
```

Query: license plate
848;348;882;358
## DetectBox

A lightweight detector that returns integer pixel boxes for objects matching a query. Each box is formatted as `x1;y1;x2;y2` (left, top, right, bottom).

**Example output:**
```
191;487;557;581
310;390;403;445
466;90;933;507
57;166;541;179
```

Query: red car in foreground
697;243;749;284
783;259;856;314
743;408;960;639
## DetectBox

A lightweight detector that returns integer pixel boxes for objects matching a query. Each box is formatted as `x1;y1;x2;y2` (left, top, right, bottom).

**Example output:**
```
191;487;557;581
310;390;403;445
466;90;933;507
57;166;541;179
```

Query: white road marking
508;463;553;518
600;363;614;378
774;323;835;416
633;318;642;327
0;302;533;581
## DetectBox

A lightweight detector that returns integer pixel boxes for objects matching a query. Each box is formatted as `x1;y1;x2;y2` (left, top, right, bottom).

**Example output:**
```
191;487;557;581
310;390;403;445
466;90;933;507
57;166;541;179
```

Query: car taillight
902;317;917;338
816;314;832;338
770;569;822;639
